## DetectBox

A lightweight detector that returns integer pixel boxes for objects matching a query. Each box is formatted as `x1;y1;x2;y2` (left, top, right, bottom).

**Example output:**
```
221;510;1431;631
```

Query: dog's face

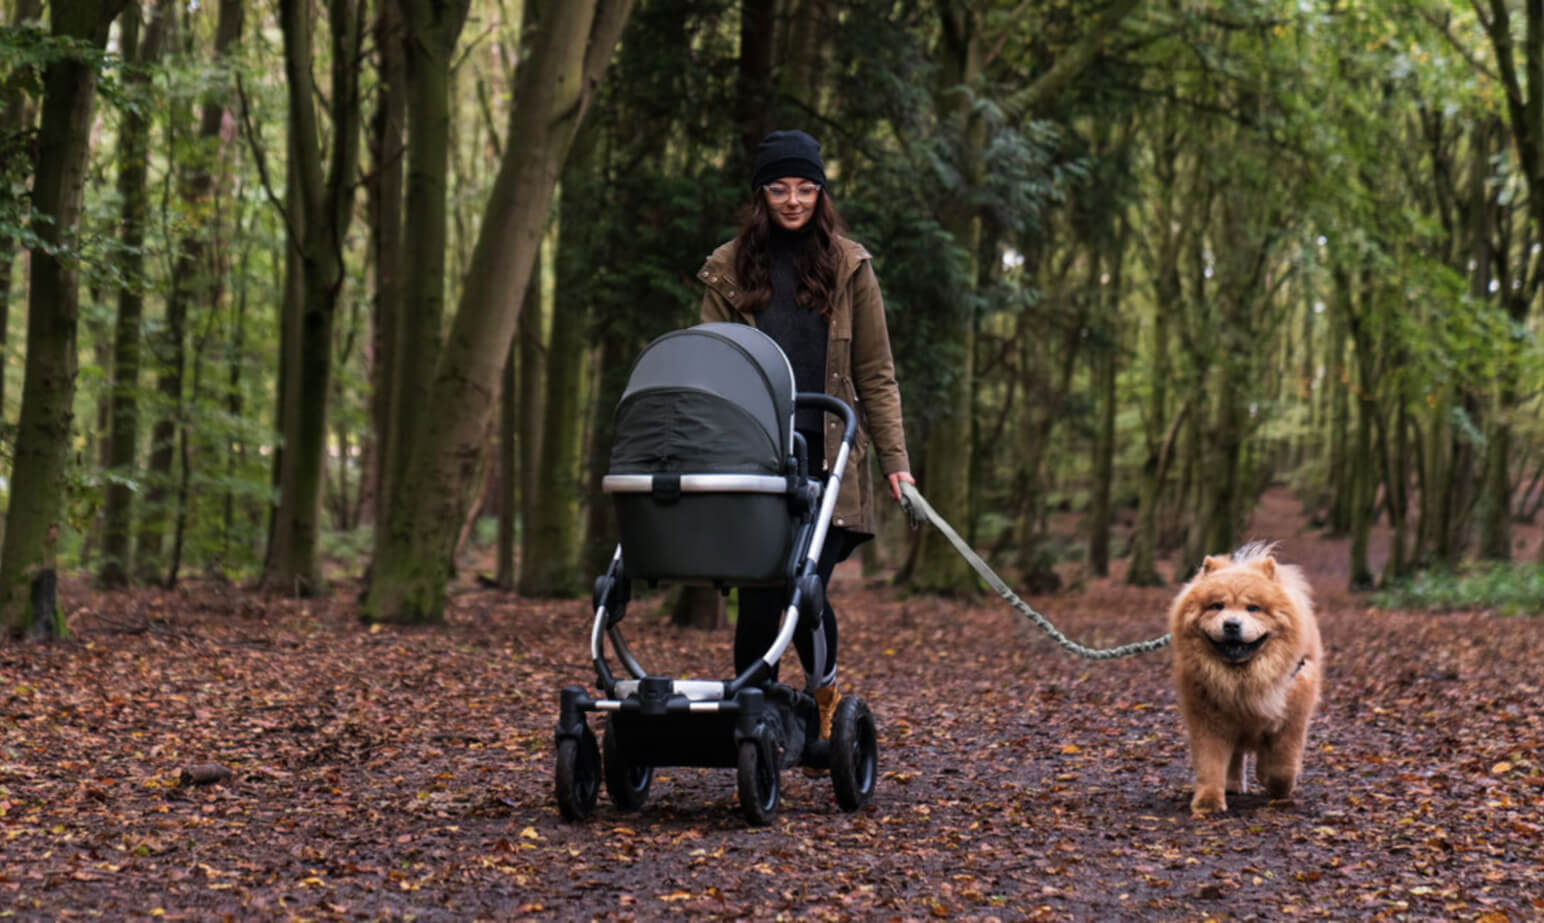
1176;555;1299;667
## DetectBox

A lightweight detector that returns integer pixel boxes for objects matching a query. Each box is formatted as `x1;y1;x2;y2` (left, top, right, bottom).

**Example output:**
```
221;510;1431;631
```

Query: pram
553;322;879;826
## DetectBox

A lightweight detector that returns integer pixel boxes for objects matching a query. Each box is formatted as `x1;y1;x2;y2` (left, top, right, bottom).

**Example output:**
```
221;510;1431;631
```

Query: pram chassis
555;392;879;825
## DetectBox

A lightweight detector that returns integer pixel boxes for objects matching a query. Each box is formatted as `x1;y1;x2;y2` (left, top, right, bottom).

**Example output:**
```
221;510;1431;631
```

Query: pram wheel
736;740;779;826
555;723;601;821
603;715;652;811
829;696;877;811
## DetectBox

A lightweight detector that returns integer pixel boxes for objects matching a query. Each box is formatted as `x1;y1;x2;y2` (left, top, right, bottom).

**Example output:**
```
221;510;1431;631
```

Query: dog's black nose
1222;618;1242;638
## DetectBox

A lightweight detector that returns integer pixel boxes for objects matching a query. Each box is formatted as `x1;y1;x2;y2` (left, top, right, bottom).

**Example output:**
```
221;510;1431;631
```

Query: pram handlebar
795;392;858;448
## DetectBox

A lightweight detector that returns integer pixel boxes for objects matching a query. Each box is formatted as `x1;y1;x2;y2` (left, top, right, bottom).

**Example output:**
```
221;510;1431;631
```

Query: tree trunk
1128;131;1181;587
1346;272;1377;590
495;337;516;589
264;0;365;595
516;240;544;587
1088;217;1127;578
379;0;470;558
369;0;407;554
734;0;774;169
0;0;45;421
365;0;633;624
100;0;171;587
520;122;601;597
0;0;121;636
910;2;982;595
1326;267;1353;536
583;334;628;578
776;0;828;121
1381;401;1410;582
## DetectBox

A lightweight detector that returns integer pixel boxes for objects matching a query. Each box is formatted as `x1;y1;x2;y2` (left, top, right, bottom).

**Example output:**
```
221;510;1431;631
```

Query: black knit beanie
751;129;826;190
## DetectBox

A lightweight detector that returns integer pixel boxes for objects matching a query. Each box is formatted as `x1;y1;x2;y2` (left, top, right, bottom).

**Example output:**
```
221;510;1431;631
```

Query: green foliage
1374;564;1544;617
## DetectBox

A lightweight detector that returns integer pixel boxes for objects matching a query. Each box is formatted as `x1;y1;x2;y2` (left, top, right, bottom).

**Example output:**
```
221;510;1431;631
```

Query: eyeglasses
763;182;823;203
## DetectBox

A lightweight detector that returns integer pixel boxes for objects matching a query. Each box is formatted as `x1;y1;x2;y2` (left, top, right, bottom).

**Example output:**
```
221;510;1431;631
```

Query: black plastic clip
651;474;682;504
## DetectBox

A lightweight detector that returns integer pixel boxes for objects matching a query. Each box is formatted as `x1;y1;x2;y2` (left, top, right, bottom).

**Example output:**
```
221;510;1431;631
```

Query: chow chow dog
1167;542;1323;814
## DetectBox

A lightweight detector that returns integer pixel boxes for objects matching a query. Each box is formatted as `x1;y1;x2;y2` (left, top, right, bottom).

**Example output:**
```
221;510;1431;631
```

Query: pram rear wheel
736;740;779;826
830;696;877;811
602;715;653;811
555;724;601;821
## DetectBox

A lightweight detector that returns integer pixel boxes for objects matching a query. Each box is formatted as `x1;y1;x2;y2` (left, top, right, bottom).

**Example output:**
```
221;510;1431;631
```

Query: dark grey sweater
757;228;828;437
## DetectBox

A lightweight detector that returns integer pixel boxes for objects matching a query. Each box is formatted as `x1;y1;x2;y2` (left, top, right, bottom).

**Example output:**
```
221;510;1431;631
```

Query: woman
696;129;914;746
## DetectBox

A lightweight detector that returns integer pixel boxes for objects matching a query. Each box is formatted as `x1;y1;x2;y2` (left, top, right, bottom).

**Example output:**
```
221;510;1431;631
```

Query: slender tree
100;0;173;588
264;0;365;595
368;0;407;552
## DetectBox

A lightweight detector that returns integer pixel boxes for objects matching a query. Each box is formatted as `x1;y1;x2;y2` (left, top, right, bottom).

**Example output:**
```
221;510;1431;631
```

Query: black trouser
733;426;869;690
733;526;866;690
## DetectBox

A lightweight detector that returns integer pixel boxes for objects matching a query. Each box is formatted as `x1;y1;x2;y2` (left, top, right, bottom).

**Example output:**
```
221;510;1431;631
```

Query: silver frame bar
603;474;791;494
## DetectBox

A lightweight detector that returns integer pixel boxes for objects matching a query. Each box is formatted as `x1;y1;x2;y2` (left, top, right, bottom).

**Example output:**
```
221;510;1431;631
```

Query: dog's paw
1190;786;1227;815
1263;775;1296;800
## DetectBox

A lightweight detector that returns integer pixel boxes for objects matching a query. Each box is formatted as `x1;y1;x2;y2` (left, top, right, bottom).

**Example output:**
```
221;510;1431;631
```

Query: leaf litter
3;500;1542;919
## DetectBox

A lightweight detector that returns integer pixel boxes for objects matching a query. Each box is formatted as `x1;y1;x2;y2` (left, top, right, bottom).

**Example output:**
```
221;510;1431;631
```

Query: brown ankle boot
814;684;840;741
804;685;840;778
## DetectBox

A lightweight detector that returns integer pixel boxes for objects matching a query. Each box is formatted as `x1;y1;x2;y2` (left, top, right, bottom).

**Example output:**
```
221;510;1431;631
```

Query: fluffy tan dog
1167;542;1323;814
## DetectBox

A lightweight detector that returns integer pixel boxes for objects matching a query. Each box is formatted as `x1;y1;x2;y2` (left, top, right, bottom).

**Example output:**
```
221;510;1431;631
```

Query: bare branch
234;74;297;244
1421;5;1499;82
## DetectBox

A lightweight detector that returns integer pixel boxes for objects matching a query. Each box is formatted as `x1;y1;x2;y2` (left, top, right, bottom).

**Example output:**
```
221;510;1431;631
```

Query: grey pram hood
609;323;795;477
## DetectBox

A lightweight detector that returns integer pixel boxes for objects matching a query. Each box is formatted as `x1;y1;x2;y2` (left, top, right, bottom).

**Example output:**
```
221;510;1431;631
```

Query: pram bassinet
604;322;802;585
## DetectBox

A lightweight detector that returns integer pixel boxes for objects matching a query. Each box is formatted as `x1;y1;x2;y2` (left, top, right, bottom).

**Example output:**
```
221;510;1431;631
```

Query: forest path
2;487;1541;919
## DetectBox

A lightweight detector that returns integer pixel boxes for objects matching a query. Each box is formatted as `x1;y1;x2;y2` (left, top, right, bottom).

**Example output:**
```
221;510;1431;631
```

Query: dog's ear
1251;556;1277;580
1201;555;1230;575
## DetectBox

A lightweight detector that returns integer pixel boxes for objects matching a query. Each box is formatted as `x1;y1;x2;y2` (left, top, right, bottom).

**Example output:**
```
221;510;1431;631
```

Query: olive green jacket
697;236;910;535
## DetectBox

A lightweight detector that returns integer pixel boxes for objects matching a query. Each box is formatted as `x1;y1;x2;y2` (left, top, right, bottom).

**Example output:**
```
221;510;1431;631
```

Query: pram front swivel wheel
602;715;653;812
829;696;878;811
737;740;779;826
555;724;601;821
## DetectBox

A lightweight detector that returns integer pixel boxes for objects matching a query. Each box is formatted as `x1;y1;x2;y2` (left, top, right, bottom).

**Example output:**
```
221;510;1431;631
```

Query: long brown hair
732;189;847;321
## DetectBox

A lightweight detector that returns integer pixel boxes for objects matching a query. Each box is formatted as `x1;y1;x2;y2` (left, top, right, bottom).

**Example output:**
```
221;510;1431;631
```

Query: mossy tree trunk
377;0;470;566
1;0;122;637
520;121;601;598
365;0;634;624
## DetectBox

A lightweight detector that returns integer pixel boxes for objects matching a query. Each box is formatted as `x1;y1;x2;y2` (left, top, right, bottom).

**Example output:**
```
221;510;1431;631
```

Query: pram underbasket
554;323;880;826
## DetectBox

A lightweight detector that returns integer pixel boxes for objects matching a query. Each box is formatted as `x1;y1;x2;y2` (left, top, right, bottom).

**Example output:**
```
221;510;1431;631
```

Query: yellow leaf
1059;744;1081;755
1491;762;1512;775
519;826;541;840
658;891;693;902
